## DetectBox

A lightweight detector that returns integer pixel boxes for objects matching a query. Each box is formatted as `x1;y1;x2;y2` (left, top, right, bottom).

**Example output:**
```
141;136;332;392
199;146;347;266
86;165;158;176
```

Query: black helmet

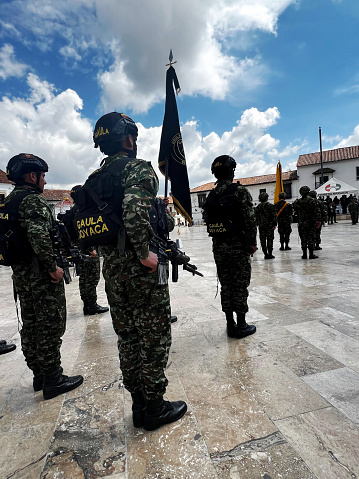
6;153;48;183
259;192;269;202
93;112;138;156
211;155;236;180
308;190;317;198
278;192;286;200
70;185;82;203
299;185;311;197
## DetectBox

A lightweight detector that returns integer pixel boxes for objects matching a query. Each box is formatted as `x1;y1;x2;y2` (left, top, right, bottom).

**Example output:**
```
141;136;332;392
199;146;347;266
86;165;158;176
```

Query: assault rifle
50;221;90;284
150;234;203;283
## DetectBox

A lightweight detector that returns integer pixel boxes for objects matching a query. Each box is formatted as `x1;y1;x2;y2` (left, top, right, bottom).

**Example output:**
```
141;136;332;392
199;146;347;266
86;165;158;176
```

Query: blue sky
1;0;359;192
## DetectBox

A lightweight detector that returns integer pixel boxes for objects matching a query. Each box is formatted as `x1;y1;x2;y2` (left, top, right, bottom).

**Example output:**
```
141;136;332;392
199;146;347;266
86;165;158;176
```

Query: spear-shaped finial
166;49;177;67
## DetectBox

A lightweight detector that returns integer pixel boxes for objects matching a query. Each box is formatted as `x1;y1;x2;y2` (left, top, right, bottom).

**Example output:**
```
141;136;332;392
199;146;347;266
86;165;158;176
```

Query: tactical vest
203;183;243;238
0;190;36;266
74;157;132;251
57;206;78;243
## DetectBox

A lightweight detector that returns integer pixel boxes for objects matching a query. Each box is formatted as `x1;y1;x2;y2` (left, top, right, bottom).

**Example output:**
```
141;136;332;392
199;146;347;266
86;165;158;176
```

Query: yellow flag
274;161;283;203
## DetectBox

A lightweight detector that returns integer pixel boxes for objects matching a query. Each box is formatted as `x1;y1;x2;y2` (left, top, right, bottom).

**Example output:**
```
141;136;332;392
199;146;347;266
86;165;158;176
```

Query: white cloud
1;0;297;112
0;74;101;188
334;125;359;149
0;76;303;192
0;43;28;80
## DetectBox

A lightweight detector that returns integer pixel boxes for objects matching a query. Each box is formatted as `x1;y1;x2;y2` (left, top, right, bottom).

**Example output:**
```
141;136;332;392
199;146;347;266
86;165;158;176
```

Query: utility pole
319;127;324;186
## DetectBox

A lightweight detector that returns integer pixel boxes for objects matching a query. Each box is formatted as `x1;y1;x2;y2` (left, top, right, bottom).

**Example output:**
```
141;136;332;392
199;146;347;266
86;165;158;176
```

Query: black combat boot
131;391;146;428
143;396;187;431
33;368;44;392
263;247;270;259
83;301;109;315
285;243;291;250
43;368;84;400
302;248;307;259
0;343;16;355
170;315;178;323
308;248;318;259
267;249;275;259
314;243;322;250
225;311;237;338
279;241;285;251
235;312;256;338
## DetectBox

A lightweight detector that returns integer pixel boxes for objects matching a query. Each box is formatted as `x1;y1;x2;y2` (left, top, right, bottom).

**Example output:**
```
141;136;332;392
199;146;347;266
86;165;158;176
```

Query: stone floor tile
275;407;359;479
286;320;359;372
302;367;359;425
234;355;329;420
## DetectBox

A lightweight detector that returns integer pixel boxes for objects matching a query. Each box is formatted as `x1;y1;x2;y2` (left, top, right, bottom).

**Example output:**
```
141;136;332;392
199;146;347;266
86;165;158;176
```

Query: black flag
158;66;192;224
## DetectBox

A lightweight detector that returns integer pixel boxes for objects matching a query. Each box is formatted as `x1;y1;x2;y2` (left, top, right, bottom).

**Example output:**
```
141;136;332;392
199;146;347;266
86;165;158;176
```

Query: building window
198;193;207;208
315;176;329;189
259;188;266;194
356;166;359;181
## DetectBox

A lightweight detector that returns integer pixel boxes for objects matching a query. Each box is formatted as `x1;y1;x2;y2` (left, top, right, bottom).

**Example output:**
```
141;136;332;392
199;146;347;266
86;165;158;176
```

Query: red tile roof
191;170;298;193
297;145;359;167
0;169;13;184
42;189;72;202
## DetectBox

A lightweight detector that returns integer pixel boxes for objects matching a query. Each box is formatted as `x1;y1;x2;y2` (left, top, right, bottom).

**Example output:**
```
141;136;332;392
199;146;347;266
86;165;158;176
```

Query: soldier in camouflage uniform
293;186;321;259
274;192;293;251
348;197;359;225
202;155;257;339
4;154;83;399
68;186;109;316
309;190;328;250
255;192;277;259
89;113;186;431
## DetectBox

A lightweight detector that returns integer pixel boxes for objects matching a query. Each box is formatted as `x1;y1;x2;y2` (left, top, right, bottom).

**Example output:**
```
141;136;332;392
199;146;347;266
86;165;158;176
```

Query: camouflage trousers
298;223;316;249
277;222;292;245
258;226;275;252
12;263;66;375
103;261;171;400
351;211;358;224
213;246;251;314
79;254;100;303
315;225;322;246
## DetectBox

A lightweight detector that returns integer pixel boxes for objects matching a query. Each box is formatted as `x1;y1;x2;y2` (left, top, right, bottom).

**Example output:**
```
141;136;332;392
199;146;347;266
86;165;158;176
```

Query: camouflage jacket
5;186;57;272
255;201;277;229
203;179;257;248
293;196;321;225
348;201;359;213
99;153;158;274
274;199;293;225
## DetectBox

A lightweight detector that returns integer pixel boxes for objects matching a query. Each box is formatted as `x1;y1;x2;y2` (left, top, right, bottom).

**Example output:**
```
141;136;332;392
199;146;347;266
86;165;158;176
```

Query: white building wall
0;183;14;198
298;158;359;193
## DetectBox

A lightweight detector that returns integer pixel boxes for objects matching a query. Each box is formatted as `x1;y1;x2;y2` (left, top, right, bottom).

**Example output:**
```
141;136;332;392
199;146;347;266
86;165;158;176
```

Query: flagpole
164;49;176;199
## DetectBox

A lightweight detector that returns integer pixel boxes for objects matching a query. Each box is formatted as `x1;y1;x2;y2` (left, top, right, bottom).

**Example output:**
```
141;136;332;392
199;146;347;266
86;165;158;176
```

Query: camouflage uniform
274;199;293;248
313;198;328;248
348;199;359;224
203;180;257;314
6;186;66;375
255;201;277;255
79;253;101;304
293;195;321;251
99;153;171;401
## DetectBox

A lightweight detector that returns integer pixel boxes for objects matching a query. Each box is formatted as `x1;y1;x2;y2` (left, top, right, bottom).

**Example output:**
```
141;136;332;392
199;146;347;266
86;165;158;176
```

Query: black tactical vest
203;183;243;238
74;157;132;251
0;190;36;266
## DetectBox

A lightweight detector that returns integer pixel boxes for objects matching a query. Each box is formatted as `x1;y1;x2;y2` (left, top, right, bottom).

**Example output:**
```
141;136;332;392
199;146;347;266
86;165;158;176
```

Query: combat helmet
70;185;82;204
299;185;311;197
6;153;48;186
93;112;138;157
278;192;286;200
211;155;236;180
308;190;317;198
258;192;269;202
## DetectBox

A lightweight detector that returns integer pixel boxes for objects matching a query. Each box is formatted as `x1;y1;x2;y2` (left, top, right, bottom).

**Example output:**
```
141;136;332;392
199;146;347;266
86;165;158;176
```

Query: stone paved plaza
1;220;359;479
